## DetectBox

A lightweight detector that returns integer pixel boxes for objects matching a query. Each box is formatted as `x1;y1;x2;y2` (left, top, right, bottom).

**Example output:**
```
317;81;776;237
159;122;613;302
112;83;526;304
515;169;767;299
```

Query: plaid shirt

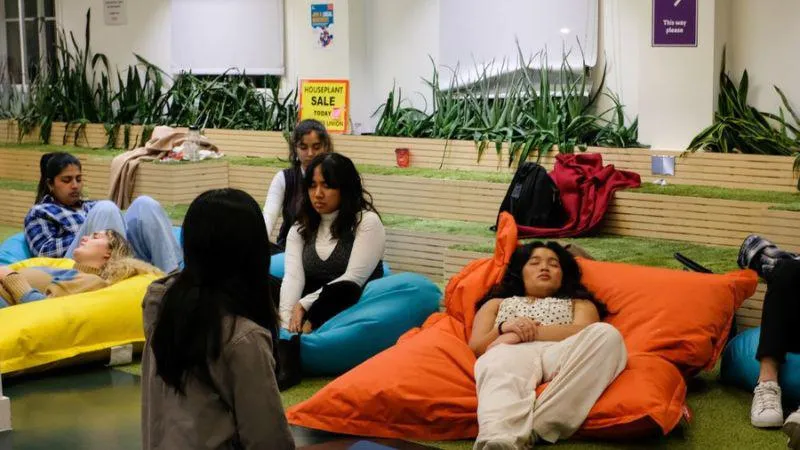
24;195;97;258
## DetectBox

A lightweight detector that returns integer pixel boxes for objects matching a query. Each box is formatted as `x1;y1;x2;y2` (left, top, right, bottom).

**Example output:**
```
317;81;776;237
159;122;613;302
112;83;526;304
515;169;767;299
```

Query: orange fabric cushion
287;213;758;440
287;323;687;440
579;258;757;375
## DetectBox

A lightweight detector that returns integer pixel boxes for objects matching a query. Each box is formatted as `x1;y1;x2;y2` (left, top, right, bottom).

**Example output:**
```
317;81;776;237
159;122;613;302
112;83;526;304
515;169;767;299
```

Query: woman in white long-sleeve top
263;119;333;251
279;153;386;332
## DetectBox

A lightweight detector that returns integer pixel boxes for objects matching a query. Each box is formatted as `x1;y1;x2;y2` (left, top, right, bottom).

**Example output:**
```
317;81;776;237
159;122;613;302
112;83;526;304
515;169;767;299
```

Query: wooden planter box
132;160;230;205
0;149;112;198
229;164;506;223
0;189;35;227
2;120;796;192
385;229;484;282
203;129;287;158
606;191;800;252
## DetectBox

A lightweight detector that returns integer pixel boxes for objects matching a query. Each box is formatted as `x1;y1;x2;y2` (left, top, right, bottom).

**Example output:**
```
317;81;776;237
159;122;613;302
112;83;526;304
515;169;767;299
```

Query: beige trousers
474;322;627;449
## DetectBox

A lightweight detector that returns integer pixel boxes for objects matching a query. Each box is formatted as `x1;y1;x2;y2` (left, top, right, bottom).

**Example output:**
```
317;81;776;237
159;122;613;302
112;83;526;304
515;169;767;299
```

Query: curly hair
475;241;605;316
97;229;162;283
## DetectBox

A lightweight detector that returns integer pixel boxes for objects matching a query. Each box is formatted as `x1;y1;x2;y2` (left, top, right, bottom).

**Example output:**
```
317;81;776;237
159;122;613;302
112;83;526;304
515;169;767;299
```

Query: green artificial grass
0;178;36;191
163;204;190;223
633;183;800;206
160;207;494;238
111;361;785;449
228;156;516;183
452;234;741;274
772;202;800;212
382;215;494;238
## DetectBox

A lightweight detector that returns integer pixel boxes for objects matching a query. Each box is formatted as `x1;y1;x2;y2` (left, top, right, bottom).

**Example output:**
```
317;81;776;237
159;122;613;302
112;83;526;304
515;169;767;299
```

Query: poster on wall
310;3;335;49
298;79;349;133
652;0;697;47
103;0;128;26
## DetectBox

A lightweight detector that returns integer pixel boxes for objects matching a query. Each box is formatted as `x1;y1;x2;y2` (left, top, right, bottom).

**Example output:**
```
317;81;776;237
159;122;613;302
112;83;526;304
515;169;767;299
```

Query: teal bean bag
721;326;800;404
280;272;441;375
270;252;286;278
0;233;32;265
269;252;391;279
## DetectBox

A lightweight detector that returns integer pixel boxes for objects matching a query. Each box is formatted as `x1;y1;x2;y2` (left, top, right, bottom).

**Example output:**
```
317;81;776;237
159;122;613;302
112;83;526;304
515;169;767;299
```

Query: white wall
284;0;350;87
636;0;720;150
595;0;642;127
348;0;440;132
52;0;800;150
58;0;171;73
728;0;800;116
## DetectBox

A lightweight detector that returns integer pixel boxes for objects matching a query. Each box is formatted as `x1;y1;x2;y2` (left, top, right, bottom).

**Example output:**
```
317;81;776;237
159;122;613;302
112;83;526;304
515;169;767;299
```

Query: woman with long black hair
263;119;333;251
469;241;626;450
25;151;181;273
142;188;294;450
279;153;385;333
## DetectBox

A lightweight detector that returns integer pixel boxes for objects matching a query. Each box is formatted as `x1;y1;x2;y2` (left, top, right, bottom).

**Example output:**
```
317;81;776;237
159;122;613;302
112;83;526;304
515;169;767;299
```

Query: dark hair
151;188;279;394
476;241;606;316
289;119;333;167
297;153;379;241
35;152;82;203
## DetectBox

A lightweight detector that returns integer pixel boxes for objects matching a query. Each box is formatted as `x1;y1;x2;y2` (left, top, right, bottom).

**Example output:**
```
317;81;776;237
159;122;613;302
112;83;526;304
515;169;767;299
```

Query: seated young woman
469;241;627;450
279;153;385;333
24;152;182;273
0;229;160;307
263;119;333;251
738;235;800;447
142;188;294;449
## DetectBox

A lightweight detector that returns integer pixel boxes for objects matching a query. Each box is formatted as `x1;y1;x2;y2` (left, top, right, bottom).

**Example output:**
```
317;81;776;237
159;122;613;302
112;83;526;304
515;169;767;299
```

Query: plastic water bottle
184;126;201;162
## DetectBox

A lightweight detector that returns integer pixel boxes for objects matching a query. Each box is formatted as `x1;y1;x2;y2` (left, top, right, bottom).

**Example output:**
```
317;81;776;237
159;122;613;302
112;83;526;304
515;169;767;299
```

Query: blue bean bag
0;227;184;266
0;232;32;265
279;272;441;375
269;252;392;279
721;326;800;404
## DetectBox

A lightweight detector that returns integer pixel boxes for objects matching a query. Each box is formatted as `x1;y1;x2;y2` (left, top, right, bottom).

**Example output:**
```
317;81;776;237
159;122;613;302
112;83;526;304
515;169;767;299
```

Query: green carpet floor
110;362;788;449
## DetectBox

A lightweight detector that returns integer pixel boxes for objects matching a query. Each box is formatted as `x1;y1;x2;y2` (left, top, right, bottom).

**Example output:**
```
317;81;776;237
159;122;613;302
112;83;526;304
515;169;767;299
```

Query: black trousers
271;277;363;330
305;281;363;329
757;258;800;363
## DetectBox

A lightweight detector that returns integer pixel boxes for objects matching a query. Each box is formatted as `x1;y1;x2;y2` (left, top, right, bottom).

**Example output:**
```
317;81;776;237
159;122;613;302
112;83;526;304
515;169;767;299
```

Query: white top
263;168;305;241
495;296;574;327
278;209;386;327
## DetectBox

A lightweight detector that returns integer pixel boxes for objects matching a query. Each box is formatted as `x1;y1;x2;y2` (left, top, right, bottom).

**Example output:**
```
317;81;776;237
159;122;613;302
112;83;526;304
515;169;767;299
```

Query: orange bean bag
286;213;758;441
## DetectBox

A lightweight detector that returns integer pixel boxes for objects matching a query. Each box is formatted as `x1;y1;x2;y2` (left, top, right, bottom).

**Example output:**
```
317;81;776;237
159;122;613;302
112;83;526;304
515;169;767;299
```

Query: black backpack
491;162;566;231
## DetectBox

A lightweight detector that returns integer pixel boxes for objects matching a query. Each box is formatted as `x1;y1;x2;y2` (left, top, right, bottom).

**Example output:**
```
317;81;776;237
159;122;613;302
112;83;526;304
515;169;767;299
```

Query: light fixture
560;27;571;34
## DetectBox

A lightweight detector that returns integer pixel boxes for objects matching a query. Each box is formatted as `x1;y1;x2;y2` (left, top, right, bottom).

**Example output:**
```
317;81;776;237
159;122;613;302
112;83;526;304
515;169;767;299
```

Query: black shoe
738;234;799;279
276;334;302;391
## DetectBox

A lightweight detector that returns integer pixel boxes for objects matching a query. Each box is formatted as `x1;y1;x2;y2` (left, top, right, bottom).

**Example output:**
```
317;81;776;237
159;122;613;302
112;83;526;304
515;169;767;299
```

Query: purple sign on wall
652;0;698;47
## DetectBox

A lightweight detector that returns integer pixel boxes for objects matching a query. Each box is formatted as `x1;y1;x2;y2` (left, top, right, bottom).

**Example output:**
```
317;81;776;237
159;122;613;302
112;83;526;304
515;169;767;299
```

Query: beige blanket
108;126;219;208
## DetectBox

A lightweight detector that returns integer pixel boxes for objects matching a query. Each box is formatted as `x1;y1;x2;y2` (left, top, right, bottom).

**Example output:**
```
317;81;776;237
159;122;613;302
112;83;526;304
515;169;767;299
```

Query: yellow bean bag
0;257;158;375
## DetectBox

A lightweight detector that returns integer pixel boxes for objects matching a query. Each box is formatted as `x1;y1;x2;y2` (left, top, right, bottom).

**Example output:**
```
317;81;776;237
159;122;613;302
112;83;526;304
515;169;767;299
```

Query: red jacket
517;153;641;238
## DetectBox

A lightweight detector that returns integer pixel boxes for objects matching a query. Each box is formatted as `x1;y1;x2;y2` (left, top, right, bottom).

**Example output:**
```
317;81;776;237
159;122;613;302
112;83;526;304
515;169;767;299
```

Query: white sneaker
751;381;784;428
784;407;800;449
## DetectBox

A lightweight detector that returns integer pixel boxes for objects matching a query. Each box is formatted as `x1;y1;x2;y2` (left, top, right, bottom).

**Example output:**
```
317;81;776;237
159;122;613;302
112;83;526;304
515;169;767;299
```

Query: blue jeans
65;196;182;273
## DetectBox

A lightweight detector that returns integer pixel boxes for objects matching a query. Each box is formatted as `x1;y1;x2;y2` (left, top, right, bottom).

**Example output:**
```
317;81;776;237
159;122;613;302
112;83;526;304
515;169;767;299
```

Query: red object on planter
395;148;410;168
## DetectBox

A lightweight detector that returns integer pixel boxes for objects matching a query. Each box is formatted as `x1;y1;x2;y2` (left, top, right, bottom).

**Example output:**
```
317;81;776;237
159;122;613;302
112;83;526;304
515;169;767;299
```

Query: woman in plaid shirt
24;152;182;273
